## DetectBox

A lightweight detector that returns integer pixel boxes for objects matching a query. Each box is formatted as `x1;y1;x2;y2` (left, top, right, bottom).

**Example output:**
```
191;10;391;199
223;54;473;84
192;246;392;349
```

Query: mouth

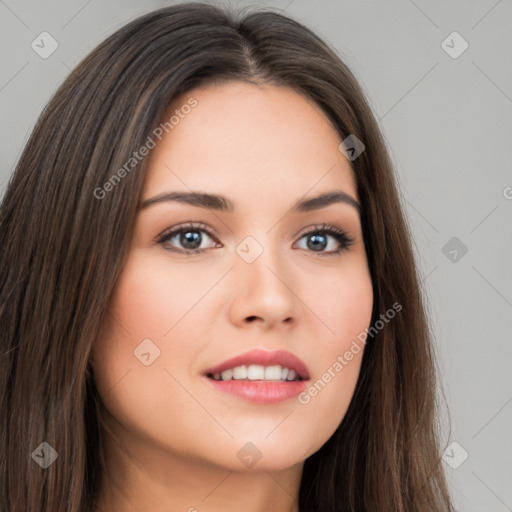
202;348;310;404
206;364;305;382
203;348;310;381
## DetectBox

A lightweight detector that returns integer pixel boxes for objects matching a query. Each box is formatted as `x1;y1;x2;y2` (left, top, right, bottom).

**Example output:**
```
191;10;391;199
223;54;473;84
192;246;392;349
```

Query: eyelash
156;222;355;257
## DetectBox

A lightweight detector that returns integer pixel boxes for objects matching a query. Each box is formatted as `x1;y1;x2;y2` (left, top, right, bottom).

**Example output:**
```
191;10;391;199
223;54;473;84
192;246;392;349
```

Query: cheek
89;252;210;450
294;338;366;459
292;262;372;444
105;250;208;340
305;259;374;343
89;251;198;407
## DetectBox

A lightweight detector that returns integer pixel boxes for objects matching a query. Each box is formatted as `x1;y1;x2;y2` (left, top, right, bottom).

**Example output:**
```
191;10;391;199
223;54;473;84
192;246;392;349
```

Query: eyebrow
140;189;360;215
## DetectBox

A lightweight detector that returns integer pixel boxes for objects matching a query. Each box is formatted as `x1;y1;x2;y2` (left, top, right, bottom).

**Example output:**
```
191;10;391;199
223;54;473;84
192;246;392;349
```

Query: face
90;81;373;473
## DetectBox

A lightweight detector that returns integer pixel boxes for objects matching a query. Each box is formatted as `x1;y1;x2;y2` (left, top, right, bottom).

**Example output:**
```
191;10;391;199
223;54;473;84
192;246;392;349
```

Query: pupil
181;230;201;249
308;234;326;251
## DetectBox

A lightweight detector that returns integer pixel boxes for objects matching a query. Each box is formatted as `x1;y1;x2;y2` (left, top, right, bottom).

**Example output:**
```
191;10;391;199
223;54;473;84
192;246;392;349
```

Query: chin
210;437;314;473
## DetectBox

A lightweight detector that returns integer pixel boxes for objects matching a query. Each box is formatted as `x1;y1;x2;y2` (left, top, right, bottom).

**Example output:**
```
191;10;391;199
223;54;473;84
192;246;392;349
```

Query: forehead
143;81;357;204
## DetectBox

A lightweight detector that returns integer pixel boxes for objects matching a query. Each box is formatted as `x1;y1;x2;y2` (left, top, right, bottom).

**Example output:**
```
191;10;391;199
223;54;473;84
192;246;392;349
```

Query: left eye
294;223;354;255
156;222;354;256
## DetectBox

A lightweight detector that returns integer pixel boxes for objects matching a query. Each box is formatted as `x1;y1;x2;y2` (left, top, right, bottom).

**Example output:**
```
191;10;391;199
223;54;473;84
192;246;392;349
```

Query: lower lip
205;377;308;404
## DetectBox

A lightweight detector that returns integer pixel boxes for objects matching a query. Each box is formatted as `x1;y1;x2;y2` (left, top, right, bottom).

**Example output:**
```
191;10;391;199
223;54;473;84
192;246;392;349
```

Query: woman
0;2;454;511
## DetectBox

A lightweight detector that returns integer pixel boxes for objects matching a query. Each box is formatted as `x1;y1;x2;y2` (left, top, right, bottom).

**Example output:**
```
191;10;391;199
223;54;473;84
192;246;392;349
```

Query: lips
203;348;310;380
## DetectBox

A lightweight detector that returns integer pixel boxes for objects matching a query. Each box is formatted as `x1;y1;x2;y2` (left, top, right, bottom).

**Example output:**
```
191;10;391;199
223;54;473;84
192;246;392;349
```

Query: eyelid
156;221;354;255
294;223;355;255
155;221;220;250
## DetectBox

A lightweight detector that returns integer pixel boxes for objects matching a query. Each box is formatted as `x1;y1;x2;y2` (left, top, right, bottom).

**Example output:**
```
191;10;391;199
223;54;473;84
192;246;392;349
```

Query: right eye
156;222;221;255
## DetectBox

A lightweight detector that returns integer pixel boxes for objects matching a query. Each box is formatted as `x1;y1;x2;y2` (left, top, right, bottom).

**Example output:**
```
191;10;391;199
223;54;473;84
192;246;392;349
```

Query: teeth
232;366;248;379
286;369;296;381
220;369;233;380
210;364;300;382
265;365;282;380
247;365;264;380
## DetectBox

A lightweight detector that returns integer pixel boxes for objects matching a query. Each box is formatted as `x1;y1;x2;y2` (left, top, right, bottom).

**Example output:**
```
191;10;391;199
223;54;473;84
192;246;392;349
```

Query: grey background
1;0;511;510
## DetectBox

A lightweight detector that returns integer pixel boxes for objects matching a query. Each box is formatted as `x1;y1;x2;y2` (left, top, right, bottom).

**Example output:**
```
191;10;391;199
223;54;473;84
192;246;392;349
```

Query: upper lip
203;348;310;380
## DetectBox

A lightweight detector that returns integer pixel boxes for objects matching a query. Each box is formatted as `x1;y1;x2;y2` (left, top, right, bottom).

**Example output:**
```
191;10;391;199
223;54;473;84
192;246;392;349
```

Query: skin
90;81;374;512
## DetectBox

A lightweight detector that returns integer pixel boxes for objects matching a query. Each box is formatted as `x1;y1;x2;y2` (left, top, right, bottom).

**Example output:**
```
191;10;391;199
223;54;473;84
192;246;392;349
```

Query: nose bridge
235;229;284;284
232;230;298;323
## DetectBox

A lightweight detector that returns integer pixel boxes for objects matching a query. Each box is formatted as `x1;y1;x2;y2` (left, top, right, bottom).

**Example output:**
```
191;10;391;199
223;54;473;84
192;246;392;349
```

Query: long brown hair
0;3;454;510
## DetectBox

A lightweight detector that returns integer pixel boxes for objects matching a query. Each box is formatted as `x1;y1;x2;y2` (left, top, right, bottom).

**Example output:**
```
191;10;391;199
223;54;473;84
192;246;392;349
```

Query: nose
228;241;299;330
